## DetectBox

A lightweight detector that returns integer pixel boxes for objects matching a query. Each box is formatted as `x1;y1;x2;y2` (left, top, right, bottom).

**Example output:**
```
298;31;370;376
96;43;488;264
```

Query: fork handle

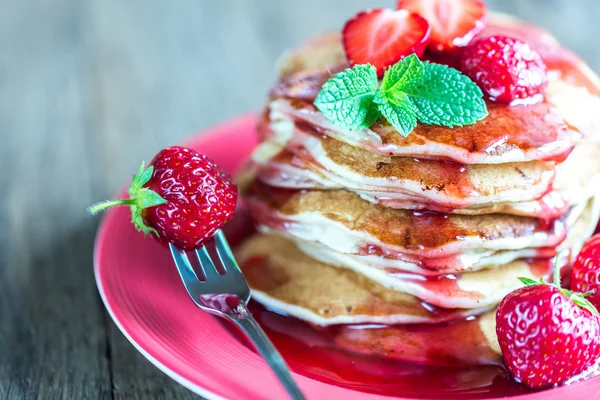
232;309;306;400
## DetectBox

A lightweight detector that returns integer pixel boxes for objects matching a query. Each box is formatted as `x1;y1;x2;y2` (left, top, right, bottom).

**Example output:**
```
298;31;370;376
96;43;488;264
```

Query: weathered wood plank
0;0;111;399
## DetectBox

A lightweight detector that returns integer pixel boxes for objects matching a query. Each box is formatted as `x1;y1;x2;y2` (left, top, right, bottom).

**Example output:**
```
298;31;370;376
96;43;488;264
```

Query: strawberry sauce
222;304;536;398
232;15;600;397
264;16;600;165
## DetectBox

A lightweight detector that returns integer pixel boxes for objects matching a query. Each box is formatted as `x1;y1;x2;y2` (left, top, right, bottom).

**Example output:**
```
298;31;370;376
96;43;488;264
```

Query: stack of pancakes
236;13;600;365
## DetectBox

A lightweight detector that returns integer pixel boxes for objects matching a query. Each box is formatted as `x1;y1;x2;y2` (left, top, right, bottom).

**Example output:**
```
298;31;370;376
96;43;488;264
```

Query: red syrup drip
220;303;537;398
371;99;577;162
292;121;482;204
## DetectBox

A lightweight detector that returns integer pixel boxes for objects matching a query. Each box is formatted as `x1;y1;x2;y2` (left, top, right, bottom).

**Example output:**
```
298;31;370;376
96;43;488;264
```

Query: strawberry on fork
89;146;238;250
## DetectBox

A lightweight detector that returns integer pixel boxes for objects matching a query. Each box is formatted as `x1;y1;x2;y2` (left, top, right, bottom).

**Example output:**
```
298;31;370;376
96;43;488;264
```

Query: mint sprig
313;64;380;131
404;62;488;128
374;91;417;136
314;54;488;137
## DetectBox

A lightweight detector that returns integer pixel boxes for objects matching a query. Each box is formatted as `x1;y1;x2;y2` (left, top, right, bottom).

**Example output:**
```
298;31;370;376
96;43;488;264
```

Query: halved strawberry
397;0;486;53
343;9;430;76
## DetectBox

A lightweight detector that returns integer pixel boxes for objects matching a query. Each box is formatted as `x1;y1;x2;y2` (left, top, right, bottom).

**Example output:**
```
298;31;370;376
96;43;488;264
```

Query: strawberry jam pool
221;304;533;399
225;211;534;398
217;208;600;398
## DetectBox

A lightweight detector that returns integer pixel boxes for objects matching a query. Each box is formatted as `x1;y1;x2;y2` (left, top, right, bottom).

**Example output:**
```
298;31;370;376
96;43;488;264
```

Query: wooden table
1;0;598;398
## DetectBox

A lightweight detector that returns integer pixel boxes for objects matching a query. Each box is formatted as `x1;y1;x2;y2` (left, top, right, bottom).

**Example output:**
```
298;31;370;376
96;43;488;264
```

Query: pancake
296;193;597;276
248;232;549;309
236;234;490;325
560;194;600;260
245;181;568;269
324;311;501;366
293;196;600;308
269;15;600;165
276;33;346;80
297;239;550;276
270;120;557;205
251;138;600;218
267;95;581;165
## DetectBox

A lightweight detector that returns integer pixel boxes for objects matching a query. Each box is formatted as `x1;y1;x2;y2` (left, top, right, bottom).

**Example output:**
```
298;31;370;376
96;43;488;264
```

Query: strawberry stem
553;255;561;288
87;162;167;236
88;199;137;215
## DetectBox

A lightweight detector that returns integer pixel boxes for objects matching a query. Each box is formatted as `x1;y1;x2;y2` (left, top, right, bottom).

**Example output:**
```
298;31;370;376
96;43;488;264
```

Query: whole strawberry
89;146;238;250
572;235;600;309
457;35;548;103
496;263;600;389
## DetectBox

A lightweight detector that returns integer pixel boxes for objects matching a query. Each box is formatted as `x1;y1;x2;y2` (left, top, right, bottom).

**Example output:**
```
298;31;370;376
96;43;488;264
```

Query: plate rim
95;257;225;400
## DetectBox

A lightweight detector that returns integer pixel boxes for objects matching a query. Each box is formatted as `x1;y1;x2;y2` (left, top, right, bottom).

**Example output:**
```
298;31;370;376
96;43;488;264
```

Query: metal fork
169;230;305;400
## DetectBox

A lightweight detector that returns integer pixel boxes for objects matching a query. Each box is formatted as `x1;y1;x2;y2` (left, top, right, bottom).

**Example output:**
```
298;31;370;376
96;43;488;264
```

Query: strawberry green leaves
314;54;488;137
569;292;600;316
88;162;167;236
518;277;540;286
517;255;600;316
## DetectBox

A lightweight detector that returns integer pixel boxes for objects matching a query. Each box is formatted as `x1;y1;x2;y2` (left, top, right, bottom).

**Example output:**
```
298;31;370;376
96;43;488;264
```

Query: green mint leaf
314;64;379;130
570;293;600;316
381;54;425;94
374;91;417;137
365;101;383;127
518;277;540;286
405;62;488;128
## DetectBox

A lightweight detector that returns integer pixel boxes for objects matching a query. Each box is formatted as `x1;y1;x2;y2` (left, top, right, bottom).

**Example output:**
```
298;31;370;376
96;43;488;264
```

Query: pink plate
95;114;600;400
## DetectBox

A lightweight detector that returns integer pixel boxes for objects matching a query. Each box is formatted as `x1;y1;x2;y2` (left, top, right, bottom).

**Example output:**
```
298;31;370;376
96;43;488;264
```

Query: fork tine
195;246;222;280
169;244;202;297
214;230;240;273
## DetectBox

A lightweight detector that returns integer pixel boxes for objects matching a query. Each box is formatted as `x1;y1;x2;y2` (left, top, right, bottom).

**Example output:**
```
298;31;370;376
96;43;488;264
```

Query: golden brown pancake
291;194;599;278
236;234;489;325
268;96;581;164
250;138;600;218
297;196;600;308
326;310;501;366
269;14;600;164
243;233;554;309
296;239;550;276
254;122;564;210
245;181;567;267
303;251;553;309
276;33;345;79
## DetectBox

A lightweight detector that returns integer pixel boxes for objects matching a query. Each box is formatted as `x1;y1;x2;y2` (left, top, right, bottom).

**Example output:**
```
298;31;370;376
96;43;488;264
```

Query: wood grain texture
1;0;599;398
0;0;112;399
